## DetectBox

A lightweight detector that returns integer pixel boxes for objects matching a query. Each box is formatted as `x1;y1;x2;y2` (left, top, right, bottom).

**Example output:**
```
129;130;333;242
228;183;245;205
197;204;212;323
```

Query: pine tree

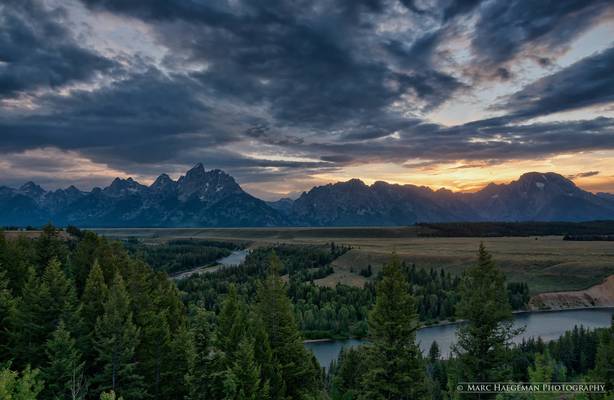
35;224;67;271
139;310;171;400
188;309;229;400
231;336;268;400
92;273;144;399
42;320;86;400
360;255;427;400
256;252;321;400
81;261;108;332
216;284;247;358
161;323;193;400
428;341;441;363
69;231;101;294
42;258;84;347
592;317;614;395
0;365;43;400
454;244;521;398
10;266;50;368
0;270;16;361
250;311;280;400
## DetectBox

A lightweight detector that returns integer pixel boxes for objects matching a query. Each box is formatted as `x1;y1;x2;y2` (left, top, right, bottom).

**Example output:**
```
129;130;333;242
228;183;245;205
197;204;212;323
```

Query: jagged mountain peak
1;169;613;227
19;181;46;197
151;173;174;187
185;162;205;177
104;176;147;197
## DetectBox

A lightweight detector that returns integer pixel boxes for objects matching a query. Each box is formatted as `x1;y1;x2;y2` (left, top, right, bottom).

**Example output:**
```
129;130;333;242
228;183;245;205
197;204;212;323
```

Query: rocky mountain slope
0;164;286;227
1;168;614;227
289;172;614;226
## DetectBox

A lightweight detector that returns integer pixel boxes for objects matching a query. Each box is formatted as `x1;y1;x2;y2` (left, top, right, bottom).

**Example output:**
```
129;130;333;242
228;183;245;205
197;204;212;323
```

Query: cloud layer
0;0;613;196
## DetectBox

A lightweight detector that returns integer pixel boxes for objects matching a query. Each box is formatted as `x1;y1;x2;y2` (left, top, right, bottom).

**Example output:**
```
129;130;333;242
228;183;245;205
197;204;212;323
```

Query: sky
1;0;614;200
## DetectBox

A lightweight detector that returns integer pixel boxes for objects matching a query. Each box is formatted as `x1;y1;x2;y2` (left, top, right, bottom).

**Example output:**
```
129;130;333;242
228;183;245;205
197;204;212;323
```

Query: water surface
305;308;614;369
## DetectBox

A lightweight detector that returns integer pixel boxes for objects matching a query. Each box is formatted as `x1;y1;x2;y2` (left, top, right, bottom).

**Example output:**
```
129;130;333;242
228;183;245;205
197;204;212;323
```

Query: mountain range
2;164;614;227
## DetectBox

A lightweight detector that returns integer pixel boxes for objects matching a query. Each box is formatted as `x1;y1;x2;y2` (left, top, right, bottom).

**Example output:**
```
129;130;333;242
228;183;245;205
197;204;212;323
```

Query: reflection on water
306;308;614;370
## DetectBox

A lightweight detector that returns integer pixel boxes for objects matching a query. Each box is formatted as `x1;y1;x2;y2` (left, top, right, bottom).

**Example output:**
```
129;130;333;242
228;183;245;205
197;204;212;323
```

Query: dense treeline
329;244;614;400
179;244;529;339
2;226;613;399
0;226;325;399
123;239;239;274
418;220;614;237
564;234;614;241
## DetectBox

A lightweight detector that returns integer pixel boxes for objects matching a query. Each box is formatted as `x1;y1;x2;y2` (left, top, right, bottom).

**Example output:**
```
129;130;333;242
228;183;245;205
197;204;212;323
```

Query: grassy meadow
93;227;614;294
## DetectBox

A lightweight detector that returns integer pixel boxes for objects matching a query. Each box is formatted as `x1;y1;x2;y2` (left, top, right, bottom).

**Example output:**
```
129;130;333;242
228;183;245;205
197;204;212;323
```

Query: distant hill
1;167;614;227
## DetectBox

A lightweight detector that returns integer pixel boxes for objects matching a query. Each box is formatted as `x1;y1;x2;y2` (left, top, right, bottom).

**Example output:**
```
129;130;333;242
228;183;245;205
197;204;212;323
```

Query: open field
92;227;614;294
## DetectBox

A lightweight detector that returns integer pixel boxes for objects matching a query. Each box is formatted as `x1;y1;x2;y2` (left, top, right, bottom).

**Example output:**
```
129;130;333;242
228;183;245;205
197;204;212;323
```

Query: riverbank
529;275;614;310
306;308;614;368
303;305;614;344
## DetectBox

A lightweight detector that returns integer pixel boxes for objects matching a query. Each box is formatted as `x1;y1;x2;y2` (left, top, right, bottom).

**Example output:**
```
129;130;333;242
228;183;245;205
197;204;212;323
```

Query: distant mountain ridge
1;167;614;227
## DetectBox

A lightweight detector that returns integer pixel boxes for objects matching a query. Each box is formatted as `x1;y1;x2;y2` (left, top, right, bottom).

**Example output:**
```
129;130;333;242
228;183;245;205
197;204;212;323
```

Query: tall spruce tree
161;323;193;400
81;261;108;332
139;311;171;400
592;317;614;396
0;270;15;361
360;255;427;400
92;273;143;399
255;252;321;400
217;284;247;358
42;320;86;400
231;336;268;400
188;307;223;400
454;244;520;398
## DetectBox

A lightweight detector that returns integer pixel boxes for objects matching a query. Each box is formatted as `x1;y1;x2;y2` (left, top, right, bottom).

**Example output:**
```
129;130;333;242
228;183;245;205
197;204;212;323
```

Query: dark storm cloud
494;47;614;119
0;69;237;163
1;0;613;191
469;0;614;80
300;117;614;167
0;0;116;98
80;0;466;130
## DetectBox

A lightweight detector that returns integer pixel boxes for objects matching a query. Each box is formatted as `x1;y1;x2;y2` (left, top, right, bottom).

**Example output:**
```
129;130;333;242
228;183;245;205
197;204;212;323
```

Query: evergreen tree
256;252;321;400
92;273;143;399
10;267;51;368
41;258;84;346
81;260;108;366
139;311;171;400
188;307;224;400
161;324;193;400
592;317;614;395
329;346;369;400
428;341;441;363
0;270;16;361
81;261;108;332
217;284;247;358
230;337;268;400
69;231;101;294
35;224;67;271
250;311;280;400
360;256;427;400
42;320;86;400
100;390;123;400
0;365;43;400
454;244;521;398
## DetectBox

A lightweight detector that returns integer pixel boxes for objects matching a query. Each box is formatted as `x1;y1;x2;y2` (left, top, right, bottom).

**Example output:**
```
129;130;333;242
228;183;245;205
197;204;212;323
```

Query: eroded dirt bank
529;275;614;310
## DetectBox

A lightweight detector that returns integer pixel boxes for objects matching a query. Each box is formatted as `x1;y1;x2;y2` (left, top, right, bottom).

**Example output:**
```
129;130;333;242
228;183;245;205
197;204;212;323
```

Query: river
172;249;249;279
305;308;614;370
